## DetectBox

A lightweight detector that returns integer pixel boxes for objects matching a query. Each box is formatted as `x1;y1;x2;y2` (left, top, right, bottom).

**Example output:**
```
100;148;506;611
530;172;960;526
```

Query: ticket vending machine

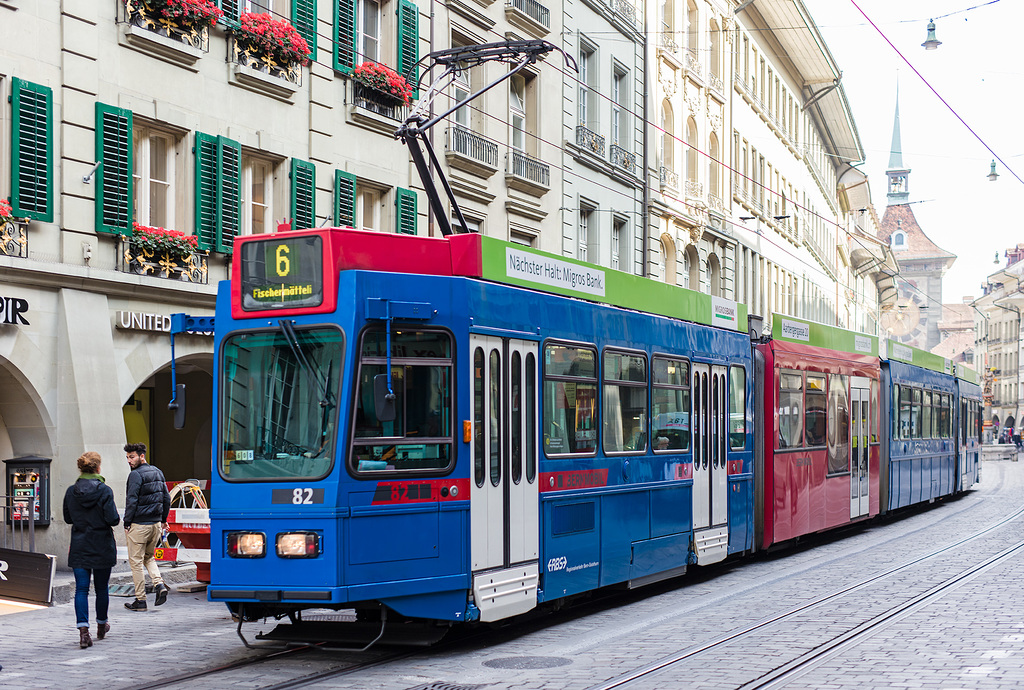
4;456;51;526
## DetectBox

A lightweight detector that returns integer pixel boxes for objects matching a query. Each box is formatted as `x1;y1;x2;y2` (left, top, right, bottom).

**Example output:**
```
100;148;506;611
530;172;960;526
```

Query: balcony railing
446;126;499;169
707;192;724;213
508;150;550;190
803;232;836;278
0;219;28;259
506;0;550;28
684;178;703;199
659;33;678;53
685;52;701;77
610;144;637;174
576;125;605;157
611;0;637;27
122;0;210;52
659;166;678;189
353;82;407;121
119;236;209;283
708;71;723;93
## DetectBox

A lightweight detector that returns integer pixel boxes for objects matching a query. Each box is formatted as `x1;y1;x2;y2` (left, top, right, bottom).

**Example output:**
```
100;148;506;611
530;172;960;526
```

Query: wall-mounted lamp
739;216;755;221
921;19;942;50
995;252;1001;264
83;161;102;184
773;215;790;221
988;160;1000;182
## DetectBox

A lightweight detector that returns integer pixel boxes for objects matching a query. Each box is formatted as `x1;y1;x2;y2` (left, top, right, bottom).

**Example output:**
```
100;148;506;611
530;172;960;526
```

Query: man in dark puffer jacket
123;442;171;611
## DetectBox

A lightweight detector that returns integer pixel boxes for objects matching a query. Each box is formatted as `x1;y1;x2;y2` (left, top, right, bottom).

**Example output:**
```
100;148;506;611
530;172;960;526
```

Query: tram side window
826;374;849;474
652;356;690;451
938;394;950;438
352;329;453;474
898;385;913;439
804;375;826;447
603;351;648;453
543;343;598;455
922;391;933;439
778;371;803;449
912;388;923;439
729;365;746;450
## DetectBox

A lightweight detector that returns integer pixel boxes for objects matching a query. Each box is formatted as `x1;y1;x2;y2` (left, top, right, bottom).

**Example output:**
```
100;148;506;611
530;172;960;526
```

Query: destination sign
240;235;324;311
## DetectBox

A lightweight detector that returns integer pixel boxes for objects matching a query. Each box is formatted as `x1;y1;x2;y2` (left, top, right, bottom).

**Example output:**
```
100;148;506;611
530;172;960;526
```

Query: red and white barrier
156;507;211;582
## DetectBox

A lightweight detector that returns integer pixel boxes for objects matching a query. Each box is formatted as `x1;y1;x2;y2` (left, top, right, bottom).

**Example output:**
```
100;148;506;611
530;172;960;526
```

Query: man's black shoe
125;599;147;611
154;584;169;606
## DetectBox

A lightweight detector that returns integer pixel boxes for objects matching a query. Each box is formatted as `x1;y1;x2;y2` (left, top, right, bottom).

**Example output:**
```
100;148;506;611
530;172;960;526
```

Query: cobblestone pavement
4;460;1023;690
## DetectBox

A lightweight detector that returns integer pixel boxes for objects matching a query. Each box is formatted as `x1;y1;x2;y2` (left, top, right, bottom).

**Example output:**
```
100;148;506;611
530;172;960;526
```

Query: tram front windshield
219;327;344;480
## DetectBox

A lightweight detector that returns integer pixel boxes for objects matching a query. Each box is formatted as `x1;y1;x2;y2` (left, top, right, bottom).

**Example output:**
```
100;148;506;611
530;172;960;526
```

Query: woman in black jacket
63;451;120;649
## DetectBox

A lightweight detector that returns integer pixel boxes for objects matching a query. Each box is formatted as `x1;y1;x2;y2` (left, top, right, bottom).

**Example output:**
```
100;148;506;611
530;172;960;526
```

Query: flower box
119;223;209;283
0;199;28;259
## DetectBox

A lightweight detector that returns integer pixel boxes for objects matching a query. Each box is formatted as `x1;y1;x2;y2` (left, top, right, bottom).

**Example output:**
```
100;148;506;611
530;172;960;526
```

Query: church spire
886;82;911;204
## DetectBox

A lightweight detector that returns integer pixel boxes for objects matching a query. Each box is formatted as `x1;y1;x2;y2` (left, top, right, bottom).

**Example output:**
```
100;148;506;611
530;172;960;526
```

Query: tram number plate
271;488;325;505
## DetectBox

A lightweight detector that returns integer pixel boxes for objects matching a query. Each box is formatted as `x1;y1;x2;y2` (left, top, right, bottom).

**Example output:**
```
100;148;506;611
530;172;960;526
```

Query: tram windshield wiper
278;319;333;409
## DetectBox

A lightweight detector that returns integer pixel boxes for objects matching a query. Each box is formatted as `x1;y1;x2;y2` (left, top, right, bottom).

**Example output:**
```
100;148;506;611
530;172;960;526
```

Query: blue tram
206;227;981;640
209;228;755;628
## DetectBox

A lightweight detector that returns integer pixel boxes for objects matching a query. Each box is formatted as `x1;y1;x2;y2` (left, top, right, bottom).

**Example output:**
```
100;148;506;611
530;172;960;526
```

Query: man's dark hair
124;442;147;456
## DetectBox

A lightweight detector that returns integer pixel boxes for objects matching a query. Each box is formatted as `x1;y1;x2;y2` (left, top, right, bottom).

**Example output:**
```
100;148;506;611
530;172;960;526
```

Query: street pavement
2;458;1023;690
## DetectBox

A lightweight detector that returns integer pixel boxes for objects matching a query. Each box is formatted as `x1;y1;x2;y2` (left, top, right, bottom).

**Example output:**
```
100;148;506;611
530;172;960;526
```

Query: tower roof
879;204;956;265
888;89;904;171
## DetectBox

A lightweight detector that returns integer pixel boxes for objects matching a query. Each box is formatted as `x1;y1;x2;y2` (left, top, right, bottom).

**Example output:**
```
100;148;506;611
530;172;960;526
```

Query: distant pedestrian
123;442;171;611
63;451;120;649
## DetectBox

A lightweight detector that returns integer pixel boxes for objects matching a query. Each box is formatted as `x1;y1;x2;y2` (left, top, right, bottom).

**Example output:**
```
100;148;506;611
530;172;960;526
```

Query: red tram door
850;381;870;519
692;363;728;564
469;335;540;622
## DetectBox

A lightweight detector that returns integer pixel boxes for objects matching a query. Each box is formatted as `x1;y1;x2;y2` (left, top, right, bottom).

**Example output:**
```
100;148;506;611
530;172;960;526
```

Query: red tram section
757;314;880;549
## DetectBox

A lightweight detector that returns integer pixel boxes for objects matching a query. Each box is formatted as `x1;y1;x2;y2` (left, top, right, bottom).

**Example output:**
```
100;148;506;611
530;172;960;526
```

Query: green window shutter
218;0;240;23
10;79;53;222
290;158;316;230
334;0;356;74
218;137;242;254
396;187;417;235
292;0;317;57
396;0;420;99
194;132;219;252
94;103;133;236
334;170;356;227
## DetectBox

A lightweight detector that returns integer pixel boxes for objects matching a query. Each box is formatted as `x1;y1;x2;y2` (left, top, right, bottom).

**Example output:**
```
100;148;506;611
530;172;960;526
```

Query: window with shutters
10;78;53;222
132;124;180;230
242;154;276;235
356;0;381;64
234;0;316;54
395;187;417;235
334;170;357;227
335;0;416;88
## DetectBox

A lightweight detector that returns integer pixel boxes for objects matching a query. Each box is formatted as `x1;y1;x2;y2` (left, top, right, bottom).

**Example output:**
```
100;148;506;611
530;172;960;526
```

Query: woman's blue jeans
73;567;111;628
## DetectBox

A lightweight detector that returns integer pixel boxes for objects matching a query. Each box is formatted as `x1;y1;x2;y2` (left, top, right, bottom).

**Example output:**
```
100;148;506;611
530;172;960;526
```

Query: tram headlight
276;531;320;558
227;531;266;558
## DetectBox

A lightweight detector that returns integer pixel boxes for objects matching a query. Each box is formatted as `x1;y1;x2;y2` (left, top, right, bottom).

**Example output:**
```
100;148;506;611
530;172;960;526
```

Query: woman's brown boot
97;622;110;640
79;627;93;649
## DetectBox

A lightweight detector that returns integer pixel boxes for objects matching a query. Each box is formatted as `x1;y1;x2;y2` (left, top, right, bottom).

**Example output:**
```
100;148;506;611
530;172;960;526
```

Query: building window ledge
504;0;550;37
118;21;206;72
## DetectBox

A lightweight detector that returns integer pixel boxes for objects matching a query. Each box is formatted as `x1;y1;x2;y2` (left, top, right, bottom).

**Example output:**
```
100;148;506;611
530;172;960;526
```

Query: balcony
0;218;28;259
229;37;302;103
659;166;679;191
118;237;209;284
707;192;724;214
505;0;550;35
118;0;208;71
803;232;837;279
708;71;724;94
348;80;409;135
684;52;701;79
506;150;550;196
575;125;605;158
684;178;703;200
610;144;637;175
659;33;678;54
610;0;638;28
445;127;499;178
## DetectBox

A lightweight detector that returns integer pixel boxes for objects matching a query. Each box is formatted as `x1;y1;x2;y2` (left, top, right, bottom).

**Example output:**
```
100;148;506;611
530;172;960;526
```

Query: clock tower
878;88;956;351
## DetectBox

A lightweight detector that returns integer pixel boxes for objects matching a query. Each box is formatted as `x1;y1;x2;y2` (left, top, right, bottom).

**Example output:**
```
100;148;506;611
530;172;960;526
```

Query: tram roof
233;227;747;331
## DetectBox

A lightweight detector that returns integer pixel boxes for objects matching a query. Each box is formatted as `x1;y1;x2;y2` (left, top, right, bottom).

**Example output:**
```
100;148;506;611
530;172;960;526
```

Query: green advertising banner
477;235;746;331
883;339;953;374
956;364;979;384
770;313;878;357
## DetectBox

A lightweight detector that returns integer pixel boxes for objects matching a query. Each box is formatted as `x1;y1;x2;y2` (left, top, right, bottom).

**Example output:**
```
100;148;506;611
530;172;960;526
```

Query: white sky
804;0;1024;306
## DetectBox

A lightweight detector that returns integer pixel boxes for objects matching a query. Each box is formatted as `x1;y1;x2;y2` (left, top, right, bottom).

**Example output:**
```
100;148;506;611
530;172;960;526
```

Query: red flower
132;222;200;257
352;62;413;105
146;0;223;30
236;12;311;66
0;198;14;222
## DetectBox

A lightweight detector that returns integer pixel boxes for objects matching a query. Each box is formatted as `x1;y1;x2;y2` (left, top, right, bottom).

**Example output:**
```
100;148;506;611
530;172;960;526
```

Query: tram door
850;383;870;518
692;363;729;565
469;336;539;622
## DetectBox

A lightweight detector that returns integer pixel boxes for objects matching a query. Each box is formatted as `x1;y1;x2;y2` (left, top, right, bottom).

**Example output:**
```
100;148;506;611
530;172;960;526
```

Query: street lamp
921;20;942;50
989;160;1000;182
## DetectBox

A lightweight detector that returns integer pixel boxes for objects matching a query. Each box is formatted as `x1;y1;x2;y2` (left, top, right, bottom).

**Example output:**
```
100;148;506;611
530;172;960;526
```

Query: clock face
881;296;923;342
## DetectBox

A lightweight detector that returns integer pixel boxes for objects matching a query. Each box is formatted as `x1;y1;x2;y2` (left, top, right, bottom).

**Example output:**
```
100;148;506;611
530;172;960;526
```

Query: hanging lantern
921;20;942;50
988;160;999;182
